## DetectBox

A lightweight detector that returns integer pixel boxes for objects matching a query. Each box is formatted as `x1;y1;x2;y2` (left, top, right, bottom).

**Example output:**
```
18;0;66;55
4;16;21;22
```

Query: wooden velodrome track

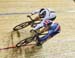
0;0;75;58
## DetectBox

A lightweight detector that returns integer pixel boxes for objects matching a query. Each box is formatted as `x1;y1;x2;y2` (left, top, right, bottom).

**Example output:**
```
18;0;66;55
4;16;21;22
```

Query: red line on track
0;44;36;51
0;46;16;50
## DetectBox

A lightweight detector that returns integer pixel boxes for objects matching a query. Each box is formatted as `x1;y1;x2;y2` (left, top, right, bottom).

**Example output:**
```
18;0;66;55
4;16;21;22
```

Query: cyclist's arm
33;16;41;21
31;9;40;15
28;9;41;21
33;22;43;30
40;26;49;33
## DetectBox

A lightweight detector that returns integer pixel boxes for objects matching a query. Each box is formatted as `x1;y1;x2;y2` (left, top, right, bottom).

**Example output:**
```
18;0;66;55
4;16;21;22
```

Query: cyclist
28;8;56;30
30;19;61;46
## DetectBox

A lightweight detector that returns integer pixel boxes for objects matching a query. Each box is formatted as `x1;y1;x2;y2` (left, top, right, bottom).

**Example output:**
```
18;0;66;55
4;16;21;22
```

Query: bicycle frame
16;31;47;47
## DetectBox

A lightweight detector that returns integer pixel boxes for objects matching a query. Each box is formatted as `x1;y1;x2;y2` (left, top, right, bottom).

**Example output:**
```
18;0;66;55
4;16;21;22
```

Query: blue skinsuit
38;22;61;43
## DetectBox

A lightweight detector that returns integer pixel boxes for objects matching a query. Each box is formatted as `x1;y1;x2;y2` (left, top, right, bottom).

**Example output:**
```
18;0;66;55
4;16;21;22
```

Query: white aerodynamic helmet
39;8;46;18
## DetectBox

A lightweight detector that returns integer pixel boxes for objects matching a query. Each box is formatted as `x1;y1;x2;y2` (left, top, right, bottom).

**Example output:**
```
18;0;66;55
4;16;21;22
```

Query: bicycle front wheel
16;37;33;47
13;21;32;31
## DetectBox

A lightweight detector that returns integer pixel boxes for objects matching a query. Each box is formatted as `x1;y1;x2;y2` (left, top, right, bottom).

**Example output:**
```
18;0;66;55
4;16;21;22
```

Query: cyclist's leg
38;30;54;42
36;30;54;46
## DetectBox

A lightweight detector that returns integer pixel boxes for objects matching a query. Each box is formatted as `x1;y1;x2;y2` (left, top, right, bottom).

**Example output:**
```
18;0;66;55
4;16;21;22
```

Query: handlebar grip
27;15;33;21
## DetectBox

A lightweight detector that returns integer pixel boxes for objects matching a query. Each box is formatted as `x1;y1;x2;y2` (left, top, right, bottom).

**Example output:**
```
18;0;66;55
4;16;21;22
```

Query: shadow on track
0;30;42;58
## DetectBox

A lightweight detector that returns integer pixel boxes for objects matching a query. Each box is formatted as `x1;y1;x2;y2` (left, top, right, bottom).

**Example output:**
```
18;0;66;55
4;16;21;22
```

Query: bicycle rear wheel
16;37;33;47
13;21;32;31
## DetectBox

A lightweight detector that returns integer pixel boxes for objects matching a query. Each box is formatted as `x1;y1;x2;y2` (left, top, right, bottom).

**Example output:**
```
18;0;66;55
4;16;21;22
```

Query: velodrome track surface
0;0;75;58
